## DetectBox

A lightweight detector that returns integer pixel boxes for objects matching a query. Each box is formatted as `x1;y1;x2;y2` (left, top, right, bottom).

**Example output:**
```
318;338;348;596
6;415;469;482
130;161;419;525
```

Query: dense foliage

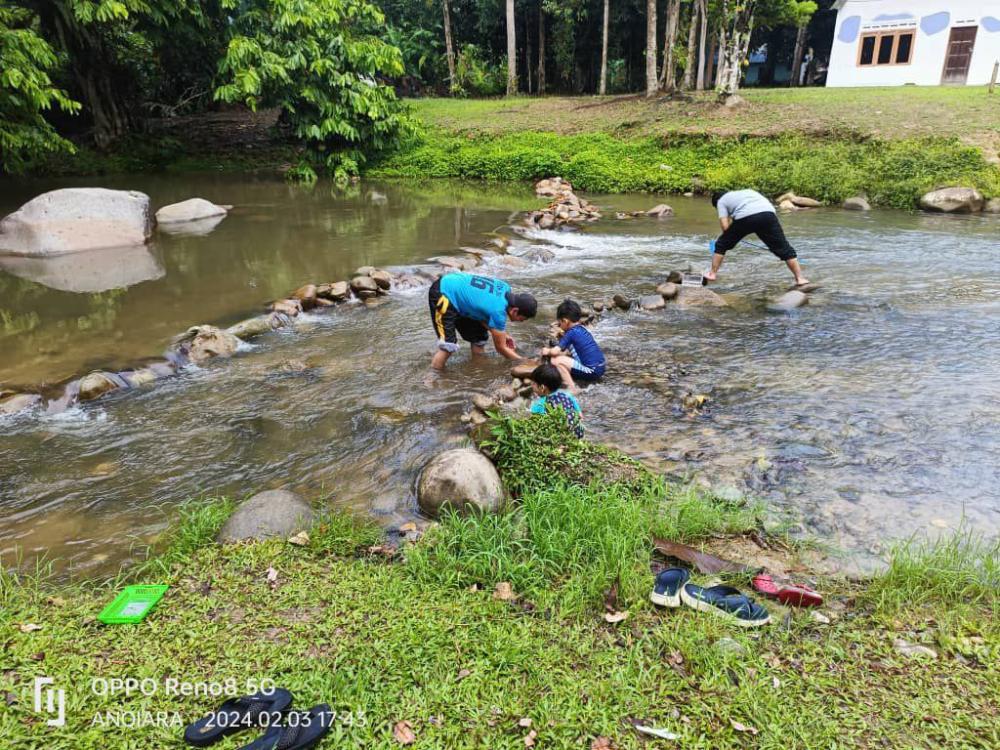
0;0;407;180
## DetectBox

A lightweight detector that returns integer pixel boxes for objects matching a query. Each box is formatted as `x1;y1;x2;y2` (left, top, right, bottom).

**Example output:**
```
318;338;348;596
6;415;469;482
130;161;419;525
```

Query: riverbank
3;416;998;748
371;92;1000;210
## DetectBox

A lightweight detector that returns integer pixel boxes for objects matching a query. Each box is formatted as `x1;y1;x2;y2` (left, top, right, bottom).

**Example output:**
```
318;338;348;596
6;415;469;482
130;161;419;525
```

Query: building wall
827;1;1000;86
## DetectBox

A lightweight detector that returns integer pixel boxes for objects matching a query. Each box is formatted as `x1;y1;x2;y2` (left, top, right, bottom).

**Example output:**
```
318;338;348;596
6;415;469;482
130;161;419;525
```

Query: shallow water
1;176;998;575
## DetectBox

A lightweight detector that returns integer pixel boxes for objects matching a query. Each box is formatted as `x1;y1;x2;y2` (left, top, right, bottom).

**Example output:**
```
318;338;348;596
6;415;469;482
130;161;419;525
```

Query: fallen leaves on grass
730;719;759;735
18;623;43;633
287;531;310;547
524;729;538;747
602;577;628;623
265;567;279;589
393;720;416;745
456;669;471;681
652;538;744;574
518;717;533;728
591;737;616;749
631;723;680;740
603;610;629;624
493;582;517;601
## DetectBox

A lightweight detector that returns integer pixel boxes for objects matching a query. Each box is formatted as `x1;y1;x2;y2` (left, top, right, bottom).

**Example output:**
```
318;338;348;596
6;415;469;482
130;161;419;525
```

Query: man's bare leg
431;349;452;370
703;252;726;282
470;344;486;357
785;258;809;286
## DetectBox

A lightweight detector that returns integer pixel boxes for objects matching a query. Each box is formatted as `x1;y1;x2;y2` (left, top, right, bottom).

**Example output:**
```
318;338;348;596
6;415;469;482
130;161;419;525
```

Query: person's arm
719;216;732;232
491;328;521;360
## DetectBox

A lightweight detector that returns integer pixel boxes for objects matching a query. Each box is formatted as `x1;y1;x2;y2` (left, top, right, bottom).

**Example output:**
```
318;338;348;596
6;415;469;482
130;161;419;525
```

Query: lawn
407;88;1000;155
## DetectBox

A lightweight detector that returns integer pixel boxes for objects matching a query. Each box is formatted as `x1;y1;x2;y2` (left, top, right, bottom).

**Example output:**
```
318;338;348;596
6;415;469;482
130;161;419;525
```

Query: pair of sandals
184;689;332;749
650;567;771;628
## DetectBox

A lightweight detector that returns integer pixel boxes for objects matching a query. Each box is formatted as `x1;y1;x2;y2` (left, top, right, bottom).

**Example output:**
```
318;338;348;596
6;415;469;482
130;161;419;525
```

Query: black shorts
714;211;797;261
428;279;489;352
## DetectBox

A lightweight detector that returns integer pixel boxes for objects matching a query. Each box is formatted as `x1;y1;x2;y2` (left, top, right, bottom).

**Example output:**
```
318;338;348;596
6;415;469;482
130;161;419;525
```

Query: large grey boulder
0;188;151;256
984;198;1000;215
843;196;871;211
417;449;504;517
767;290;808;313
919;187;985;214
155;198;229;225
217;490;315;543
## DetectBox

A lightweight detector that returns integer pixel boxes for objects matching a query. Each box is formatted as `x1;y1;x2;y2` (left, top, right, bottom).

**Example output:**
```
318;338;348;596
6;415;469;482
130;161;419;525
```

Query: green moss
370;129;1000;209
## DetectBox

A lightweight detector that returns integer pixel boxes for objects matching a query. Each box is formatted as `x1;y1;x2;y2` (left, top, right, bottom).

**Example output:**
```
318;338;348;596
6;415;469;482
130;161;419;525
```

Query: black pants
715;211;796;261
428;279;488;352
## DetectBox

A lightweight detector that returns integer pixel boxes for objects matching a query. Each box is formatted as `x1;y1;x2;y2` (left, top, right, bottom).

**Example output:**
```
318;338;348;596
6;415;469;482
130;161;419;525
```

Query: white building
827;2;1000;86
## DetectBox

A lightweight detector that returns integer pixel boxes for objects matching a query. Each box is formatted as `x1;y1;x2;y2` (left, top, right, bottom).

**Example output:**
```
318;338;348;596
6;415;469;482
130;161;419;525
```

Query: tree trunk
660;0;680;90
682;2;698;90
791;24;807;87
525;6;533;93
600;0;610;95
706;29;718;87
645;0;657;96
506;0;517;96
696;0;708;90
717;1;756;99
537;5;546;95
442;0;456;92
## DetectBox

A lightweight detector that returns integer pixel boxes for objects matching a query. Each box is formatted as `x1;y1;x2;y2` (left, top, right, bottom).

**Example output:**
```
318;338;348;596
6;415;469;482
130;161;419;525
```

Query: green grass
407;88;1000;150
2;418;997;747
2;502;998;749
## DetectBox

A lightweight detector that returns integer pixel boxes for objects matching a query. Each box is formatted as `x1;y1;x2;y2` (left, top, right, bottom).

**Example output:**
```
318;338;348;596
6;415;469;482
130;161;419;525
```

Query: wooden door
942;27;977;84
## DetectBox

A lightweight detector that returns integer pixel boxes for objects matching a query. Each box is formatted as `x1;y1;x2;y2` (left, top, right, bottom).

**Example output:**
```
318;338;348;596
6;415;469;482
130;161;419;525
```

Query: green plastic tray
98;585;169;624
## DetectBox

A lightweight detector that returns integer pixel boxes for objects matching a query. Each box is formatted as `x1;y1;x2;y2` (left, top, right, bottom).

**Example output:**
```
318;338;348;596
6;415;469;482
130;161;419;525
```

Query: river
1;175;998;574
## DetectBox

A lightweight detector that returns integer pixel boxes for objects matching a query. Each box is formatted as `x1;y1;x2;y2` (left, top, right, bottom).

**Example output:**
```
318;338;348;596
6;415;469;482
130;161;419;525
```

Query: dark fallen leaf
652;537;745;574
591;737;615;750
603;576;620;613
4;692;17;707
30;652;45;662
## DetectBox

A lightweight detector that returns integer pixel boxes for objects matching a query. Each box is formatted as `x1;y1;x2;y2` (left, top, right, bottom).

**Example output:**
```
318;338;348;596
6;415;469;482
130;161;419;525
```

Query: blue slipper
680;583;770;627
238;704;334;750
650;567;691;608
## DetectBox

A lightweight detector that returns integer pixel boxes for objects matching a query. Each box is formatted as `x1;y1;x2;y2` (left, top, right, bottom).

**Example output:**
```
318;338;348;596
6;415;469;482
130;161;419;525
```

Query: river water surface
1;175;998;574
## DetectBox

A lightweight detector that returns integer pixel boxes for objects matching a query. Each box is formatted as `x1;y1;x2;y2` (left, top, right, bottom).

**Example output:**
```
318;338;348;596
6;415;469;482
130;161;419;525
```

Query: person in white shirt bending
707;190;809;286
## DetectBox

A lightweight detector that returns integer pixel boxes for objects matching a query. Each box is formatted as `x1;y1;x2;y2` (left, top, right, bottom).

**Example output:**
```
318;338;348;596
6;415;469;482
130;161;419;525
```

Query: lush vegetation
0;0;407;180
2;419;997;748
373;126;1000;209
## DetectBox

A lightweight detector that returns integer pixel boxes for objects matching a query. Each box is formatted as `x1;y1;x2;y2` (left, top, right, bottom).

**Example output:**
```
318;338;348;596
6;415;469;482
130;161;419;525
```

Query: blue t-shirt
559;325;606;373
530;390;584;438
439;273;511;331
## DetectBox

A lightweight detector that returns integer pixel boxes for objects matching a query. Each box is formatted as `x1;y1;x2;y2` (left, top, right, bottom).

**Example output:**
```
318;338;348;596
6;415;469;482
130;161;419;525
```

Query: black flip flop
184;689;294;747
239;704;334;750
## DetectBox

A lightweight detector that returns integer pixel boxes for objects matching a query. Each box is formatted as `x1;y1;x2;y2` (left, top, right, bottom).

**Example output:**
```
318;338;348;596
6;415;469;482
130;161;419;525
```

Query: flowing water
1;175;998;575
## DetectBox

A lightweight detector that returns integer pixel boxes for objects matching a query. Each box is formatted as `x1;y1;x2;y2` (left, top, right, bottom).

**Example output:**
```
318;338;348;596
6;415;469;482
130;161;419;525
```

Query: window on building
858;30;915;66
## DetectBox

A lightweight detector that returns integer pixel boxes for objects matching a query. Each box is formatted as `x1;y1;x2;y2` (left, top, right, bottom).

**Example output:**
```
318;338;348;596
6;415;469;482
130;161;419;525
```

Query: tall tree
682;1;698;90
506;0;517;95
696;0;708;90
645;0;657;96
599;0;610;95
660;0;681;90
716;0;755;98
442;0;456;92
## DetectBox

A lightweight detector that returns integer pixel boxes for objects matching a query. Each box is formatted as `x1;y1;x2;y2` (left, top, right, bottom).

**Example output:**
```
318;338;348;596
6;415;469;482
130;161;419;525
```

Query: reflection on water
0;243;165;293
1;177;998;575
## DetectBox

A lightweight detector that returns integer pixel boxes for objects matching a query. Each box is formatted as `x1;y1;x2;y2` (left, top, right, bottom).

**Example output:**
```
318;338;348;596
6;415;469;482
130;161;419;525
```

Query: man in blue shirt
428;272;538;370
707;189;809;286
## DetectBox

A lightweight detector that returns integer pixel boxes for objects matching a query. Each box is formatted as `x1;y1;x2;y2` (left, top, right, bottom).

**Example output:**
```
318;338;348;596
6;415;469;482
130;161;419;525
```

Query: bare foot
703;270;718;282
794;277;810;287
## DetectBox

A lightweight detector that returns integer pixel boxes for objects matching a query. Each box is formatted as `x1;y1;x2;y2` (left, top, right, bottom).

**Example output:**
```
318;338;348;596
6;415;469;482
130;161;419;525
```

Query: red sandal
752;573;823;607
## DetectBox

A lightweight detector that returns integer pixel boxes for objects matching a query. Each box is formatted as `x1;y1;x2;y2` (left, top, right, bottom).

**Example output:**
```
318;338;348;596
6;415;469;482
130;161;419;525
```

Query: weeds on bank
372;129;1000;209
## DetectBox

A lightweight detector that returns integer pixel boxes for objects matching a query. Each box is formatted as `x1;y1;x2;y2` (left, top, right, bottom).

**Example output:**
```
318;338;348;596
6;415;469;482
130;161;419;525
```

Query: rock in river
655;281;679;300
180;325;241;364
78;371;122;401
0;188;152;256
919;187;984;214
767;290;808;313
350;275;379;298
639;294;666;311
155;198;229;225
647;204;674;218
674;287;727;307
417;449;505;517
216;489;315;543
0;393;42;416
843;196;871;211
317;281;350;301
291;284;318;309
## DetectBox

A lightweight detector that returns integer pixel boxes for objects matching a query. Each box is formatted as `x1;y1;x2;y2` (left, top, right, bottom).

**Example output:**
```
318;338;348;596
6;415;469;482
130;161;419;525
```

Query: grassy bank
3;416;998;749
373;89;1000;209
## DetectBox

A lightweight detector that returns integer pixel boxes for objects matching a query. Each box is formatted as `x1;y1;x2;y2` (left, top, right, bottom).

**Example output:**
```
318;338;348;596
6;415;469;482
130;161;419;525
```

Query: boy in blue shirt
428;272;538;370
540;299;606;389
529;364;584;439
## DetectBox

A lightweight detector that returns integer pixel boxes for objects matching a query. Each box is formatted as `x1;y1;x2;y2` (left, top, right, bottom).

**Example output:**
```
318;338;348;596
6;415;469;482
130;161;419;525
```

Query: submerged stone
78;371;121;401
